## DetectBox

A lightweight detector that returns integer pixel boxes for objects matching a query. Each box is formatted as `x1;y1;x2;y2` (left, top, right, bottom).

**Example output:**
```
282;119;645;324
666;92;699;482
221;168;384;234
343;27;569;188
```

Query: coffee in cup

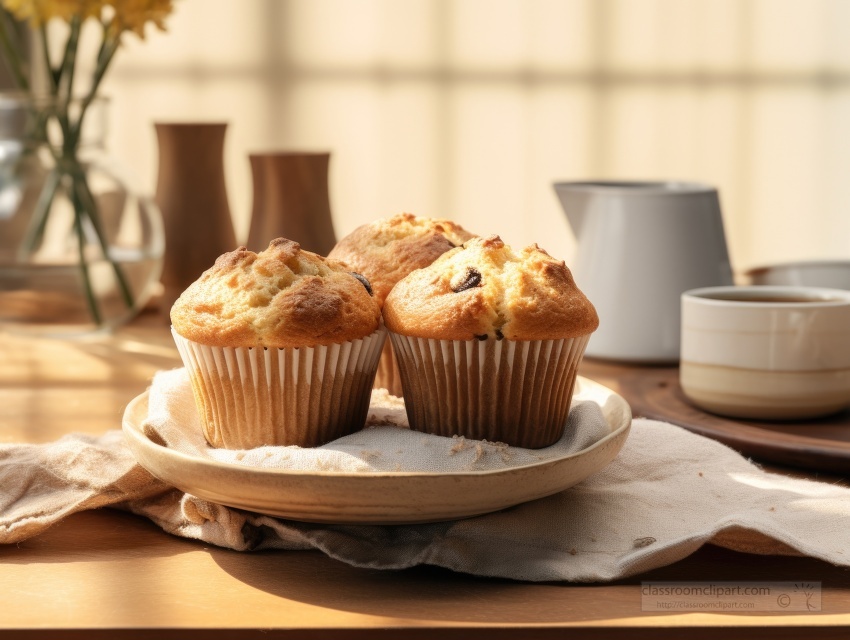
680;286;850;420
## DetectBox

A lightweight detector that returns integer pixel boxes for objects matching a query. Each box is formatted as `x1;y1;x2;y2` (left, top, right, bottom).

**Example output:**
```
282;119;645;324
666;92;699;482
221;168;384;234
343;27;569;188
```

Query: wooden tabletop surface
1;311;849;639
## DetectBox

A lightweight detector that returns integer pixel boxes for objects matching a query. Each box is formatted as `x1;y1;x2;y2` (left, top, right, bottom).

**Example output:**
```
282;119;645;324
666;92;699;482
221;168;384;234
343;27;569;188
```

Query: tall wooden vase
155;123;236;318
247;152;336;255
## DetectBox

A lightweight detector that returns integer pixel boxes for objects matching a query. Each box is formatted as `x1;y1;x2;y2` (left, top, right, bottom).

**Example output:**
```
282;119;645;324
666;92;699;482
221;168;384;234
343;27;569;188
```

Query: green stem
58;16;81;132
38;25;74;164
38;24;60;93
70;178;102;326
38;24;77;156
17;167;61;258
0;11;28;90
94;20;109;70
68;34;119;148
54;15;82;156
73;170;135;310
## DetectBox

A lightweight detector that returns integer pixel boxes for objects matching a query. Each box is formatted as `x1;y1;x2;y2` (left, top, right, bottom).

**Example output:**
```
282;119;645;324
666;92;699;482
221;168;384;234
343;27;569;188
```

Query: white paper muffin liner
172;326;387;449
388;332;591;449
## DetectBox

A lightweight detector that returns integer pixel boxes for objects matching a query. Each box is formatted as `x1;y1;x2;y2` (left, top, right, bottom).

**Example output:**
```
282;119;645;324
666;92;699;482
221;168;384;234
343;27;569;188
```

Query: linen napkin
1;367;849;583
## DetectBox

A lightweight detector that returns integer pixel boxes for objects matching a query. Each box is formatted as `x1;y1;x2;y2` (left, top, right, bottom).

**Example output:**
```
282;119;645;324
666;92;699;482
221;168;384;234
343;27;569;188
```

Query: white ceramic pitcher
553;181;733;363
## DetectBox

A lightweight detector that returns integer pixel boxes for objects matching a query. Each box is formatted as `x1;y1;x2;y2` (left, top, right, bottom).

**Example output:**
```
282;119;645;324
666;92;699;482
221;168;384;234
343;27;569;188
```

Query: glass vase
0;93;164;337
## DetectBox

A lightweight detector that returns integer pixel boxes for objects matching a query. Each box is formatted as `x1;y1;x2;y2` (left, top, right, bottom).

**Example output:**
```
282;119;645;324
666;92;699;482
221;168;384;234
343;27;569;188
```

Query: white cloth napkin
2;367;850;582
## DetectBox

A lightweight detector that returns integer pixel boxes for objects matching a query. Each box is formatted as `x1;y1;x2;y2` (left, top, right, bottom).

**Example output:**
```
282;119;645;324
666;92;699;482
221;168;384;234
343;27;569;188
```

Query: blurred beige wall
89;0;850;273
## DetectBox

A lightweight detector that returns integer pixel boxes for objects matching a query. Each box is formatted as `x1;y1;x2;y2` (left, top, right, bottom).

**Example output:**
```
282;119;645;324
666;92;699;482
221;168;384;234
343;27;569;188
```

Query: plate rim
122;375;632;481
122;375;633;523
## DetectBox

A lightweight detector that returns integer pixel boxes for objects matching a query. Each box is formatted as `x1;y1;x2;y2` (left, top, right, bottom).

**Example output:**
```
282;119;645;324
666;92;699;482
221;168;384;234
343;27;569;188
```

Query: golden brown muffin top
171;238;381;348
327;213;476;306
382;235;599;341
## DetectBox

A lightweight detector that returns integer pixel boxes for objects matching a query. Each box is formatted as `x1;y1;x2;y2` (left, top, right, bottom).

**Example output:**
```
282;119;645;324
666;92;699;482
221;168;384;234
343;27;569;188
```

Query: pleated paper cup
373;340;404;398
172;326;386;449
389;332;591;449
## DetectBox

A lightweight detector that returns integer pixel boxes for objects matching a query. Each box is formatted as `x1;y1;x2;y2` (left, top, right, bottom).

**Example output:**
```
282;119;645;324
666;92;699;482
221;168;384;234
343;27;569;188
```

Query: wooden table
2;312;850;639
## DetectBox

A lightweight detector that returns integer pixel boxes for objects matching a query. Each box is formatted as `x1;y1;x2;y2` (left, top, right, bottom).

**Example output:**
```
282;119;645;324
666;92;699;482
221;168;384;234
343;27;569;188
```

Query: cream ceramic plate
122;376;631;525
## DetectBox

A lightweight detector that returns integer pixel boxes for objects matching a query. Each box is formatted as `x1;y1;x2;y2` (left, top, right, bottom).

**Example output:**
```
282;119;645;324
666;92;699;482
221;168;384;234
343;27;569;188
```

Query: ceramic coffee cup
680;286;850;420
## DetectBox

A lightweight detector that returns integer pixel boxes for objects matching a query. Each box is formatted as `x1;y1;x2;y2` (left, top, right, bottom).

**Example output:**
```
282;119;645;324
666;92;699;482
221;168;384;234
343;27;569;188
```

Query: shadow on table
8;510;850;624
211;541;850;624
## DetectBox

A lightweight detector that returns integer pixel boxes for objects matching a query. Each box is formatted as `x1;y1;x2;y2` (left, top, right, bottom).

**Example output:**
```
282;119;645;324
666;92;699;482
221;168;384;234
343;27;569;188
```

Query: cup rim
683;285;850;307
552;180;716;195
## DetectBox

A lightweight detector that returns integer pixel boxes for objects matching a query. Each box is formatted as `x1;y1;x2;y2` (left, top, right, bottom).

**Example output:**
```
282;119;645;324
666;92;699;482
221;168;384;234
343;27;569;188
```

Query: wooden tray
580;359;850;473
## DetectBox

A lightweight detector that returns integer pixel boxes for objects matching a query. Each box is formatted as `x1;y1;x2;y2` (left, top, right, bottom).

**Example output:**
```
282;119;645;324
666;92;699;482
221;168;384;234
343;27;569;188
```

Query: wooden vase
155;123;236;318
247;152;336;255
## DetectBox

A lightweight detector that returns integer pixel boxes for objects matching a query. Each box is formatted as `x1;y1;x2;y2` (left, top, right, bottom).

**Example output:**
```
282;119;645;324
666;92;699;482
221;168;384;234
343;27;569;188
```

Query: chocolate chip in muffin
451;267;482;293
350;272;373;296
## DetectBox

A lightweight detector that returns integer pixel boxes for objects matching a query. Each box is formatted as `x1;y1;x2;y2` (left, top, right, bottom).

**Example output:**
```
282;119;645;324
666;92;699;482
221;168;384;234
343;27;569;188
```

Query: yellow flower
2;0;173;37
106;0;173;39
2;0;103;25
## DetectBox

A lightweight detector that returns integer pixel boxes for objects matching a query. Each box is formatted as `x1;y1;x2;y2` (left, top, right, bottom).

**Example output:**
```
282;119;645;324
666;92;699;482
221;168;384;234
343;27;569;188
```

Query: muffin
170;237;386;449
383;235;598;448
328;213;476;396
